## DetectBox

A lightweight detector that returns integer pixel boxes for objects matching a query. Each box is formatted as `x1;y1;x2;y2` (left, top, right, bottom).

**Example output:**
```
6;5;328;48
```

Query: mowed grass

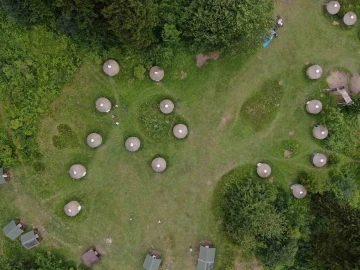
1;0;360;269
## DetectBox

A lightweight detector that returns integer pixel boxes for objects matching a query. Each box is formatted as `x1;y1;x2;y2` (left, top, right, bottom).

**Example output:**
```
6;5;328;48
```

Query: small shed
256;163;271;178
343;12;357;26
125;137;141;152
143;251;162;270
173;124;188;139
159;99;174;114
69;164;87;180
312;153;327;167
95;97;112;113
306;65;323;80
87;133;102;148
149;66;164;82
0;168;8;185
103;59;120;76
81;249;101;268
291;184;307;199
3;220;24;240
152;157;167;173
64;201;82;217
326;1;340;15
21;230;40;250
197;245;216;270
313;125;328;140
306;100;322;114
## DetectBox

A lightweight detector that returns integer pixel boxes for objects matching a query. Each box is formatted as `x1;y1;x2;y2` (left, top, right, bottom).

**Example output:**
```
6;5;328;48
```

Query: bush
328;153;341;165
282;139;300;155
52;124;78;150
297;170;328;194
133;65;146;80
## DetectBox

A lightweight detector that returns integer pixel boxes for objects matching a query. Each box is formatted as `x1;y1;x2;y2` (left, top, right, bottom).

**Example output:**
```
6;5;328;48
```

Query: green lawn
1;0;360;269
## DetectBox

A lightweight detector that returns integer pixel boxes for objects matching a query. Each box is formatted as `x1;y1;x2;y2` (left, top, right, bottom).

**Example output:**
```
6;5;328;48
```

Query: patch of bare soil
326;70;350;90
284;150;293;158
350;74;360;94
196;51;221;67
219;111;234;128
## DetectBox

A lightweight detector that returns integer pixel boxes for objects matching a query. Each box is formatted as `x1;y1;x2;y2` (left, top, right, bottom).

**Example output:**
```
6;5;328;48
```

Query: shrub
133;65;146;80
52;124;78;150
282;139;300;155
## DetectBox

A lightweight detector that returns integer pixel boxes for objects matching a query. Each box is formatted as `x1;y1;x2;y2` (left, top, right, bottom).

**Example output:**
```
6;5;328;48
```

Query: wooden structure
87;133;102;148
125;137;141;152
21;230;40;250
173;124;188;139
81;249;101;267
324;86;354;105
143;250;162;270
103;59;120;76
3;220;24;240
256;163;271;178
152;157;167;173
291;184;307;199
326;1;340;15
0;168;9;185
64;201;82;217
159;99;174;114
197;242;216;270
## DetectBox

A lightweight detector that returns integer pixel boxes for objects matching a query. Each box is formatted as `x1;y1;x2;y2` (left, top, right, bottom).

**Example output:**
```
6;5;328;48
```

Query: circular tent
152;157;167;173
343;12;357;26
291;184;307;199
159;99;174;114
256;163;271;178
96;97;112;113
103;59;120;76
312;153;327;167
64;201;82;217
149;66;165;82
313;125;329;140
125;137;141;152
87;133;102;148
306;65;323;80
326;1;340;15
69;164;87;179
173;124;188;139
306;100;322;114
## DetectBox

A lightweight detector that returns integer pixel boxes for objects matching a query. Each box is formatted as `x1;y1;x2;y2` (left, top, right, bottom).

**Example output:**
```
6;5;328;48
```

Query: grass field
1;0;360;269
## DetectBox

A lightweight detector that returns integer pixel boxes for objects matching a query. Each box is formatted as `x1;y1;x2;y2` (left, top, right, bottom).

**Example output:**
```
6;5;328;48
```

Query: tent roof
291;184;307;199
152;158;167;173
256;163;271;178
313;125;328;140
344;12;357;26
149;66;164;82
159;99;174;114
64;201;81;217
21;231;40;250
199;246;216;262
96;97;112;113
326;1;340;15
312;153;327;167
69;164;86;179
0;168;5;184
81;249;101;267
3;220;24;240
143;254;161;270
125;137;141;152
306;100;322;114
306;65;323;79
87;133;102;148
173;124;188;139
197;260;215;270
103;59;120;76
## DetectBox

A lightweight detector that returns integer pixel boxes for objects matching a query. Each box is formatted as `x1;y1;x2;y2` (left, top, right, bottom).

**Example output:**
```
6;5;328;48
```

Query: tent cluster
325;1;358;26
2;220;41;250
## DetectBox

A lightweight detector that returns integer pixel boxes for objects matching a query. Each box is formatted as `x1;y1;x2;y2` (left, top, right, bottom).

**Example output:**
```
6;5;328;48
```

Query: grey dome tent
103;59;120;76
291;184;307;199
3;220;24;240
306;65;323;80
152;157;167;173
96;97;112;113
197;242;216;270
21;230;40;250
64;201;82;217
256;163;271;178
125;137;141;152
87;133;102;148
149;66;164;82
173;124;188;139
313;125;328;140
143;250;162;270
312;153;327;167
306;100;322;114
159;99;174;114
81;249;101;267
343;12;357;26
326;1;340;15
69;164;86;179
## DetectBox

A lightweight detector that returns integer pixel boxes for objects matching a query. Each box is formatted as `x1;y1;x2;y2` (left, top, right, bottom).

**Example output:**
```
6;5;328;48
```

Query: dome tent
152;157;167;173
149;66;165;82
125;137;141;152
87;133;102;148
159;99;174;114
256;163;271;178
312;153;327;167
64;201;82;217
96;97;112;113
69;164;86;179
291;184;307;199
313;125;328;140
173;124;188;139
306;100;322;114
326;1;340;15
103;59;120;76
306;65;323;80
343;12;357;26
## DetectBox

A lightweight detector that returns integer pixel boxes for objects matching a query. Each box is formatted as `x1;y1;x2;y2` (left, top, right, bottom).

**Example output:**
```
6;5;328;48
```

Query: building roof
3;220;24;240
69;164;87;180
343;12;357;26
256;163;271;178
0;168;6;185
159;99;174;114
81;249;100;267
21;230;40;250
96;97;112;113
197;260;215;270
125;137;141;152
306;100;322;114
326;1;340;15
312;153;327;167
149;66;164;82
87;133;102;148
197;246;216;270
152;157;167;173
313;125;328;140
64;201;82;217
291;184;307;199
173;124;188;139
103;59;120;76
143;254;162;270
306;65;323;79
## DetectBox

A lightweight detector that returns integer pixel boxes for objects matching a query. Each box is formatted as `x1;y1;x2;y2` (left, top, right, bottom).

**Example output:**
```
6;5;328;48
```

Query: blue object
263;35;274;48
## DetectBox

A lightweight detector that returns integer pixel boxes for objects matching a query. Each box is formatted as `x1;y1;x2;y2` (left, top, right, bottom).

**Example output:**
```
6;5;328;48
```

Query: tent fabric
291;184;307;199
159;99;174;114
96;98;112;113
343;12;357;26
256;163;271;178
306;65;323;79
306;100;322;114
